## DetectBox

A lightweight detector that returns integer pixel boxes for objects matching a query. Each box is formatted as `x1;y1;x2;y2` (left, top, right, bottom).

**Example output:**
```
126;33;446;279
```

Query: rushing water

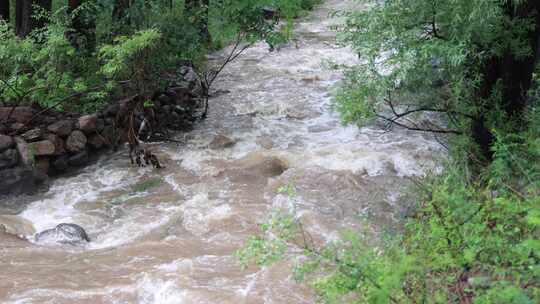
0;1;442;303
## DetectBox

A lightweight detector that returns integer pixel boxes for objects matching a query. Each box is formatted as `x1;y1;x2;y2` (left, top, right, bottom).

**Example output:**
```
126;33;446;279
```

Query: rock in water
209;134;236;149
0;168;41;196
35;223;90;245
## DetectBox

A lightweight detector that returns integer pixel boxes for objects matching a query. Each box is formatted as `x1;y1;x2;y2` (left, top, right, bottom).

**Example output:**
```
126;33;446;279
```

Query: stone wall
0;66;201;197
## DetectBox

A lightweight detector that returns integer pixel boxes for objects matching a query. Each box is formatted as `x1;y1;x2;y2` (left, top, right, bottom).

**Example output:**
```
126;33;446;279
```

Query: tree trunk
473;0;540;161
69;0;80;11
16;0;32;37
0;0;9;22
16;0;51;37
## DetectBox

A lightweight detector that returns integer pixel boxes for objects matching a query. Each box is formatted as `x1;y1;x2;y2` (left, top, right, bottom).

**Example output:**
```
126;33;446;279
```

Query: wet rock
34;157;50;174
46;133;66;155
179;66;199;90
47;120;73;137
28;140;55;156
0;134;14;152
162;105;172;113
307;125;333;133
77;114;97;134
42;115;59;125
15;137;32;166
0;168;40;196
66;130;87;152
96;118;105;132
243;155;288;177
0;215;36;237
35;223;90;245
52;155;69;172
301;76;322;83
257;137;274;149
285;109;309;120
209;134;236;149
88;134;105;149
21;128;44;142
227;154;289;184
10;122;26;132
0;149;19;169
158;94;172;104
0;107;35;123
68;150;88;166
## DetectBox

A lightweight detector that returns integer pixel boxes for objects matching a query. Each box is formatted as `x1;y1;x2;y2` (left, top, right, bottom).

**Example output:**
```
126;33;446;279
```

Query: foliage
0;16;105;112
99;28;162;95
1;0;317;113
333;0;540;160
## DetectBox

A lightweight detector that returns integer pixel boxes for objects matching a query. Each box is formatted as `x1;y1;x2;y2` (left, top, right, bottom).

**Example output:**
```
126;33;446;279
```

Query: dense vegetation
0;0;318;113
239;0;540;303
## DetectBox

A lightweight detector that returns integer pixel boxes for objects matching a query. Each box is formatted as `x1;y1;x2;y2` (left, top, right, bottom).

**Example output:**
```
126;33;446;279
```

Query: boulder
209;134;236;149
0;135;14;152
47;120;73;137
0;168;40;196
0;107;35;123
88;134;105;149
15;137;32;166
34;223;90;245
21;128;44;142
77;114;97;134
68;150;88;166
52;156;69;172
256;137;274;149
0;215;36;237
46;133;66;155
96;118;105;132
66;130;87;152
157;94;172;104
28;140;55;156
34;157;50;174
10;122;26;132
176;66;199;90
0;149;19;169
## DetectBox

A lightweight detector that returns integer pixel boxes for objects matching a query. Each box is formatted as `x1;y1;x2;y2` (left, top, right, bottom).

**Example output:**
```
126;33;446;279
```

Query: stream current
0;1;442;302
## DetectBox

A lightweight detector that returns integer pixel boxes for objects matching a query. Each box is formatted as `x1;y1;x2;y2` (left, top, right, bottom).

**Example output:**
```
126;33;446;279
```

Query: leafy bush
0;0;317;114
0;19;96;110
99;28;162;96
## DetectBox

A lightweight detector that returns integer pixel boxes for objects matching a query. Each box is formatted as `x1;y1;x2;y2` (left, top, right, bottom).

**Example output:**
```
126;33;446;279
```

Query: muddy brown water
0;1;442;302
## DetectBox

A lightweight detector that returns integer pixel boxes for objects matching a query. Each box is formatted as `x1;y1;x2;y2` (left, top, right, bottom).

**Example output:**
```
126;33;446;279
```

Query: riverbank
0;65;201;198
